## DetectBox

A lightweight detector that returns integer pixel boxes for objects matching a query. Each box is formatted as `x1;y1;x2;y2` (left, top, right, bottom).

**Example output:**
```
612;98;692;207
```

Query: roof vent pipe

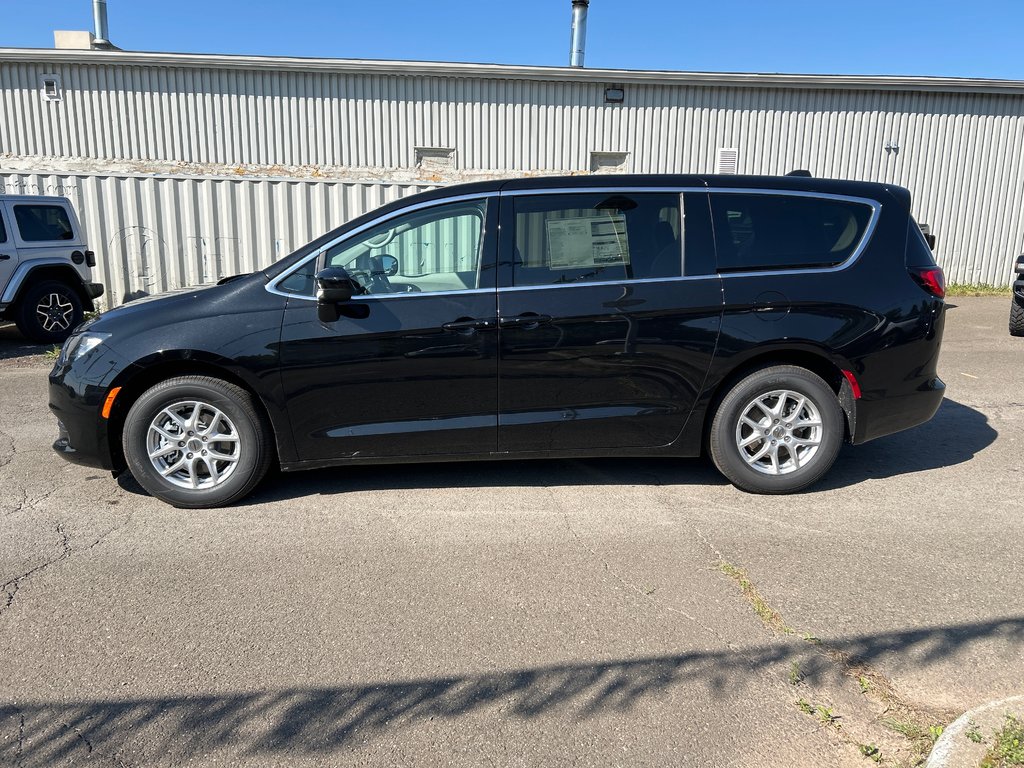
92;0;110;45
569;0;589;67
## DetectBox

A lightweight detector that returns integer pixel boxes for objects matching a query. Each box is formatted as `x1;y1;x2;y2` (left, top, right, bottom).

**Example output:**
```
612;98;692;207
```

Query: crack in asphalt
0;509;130;618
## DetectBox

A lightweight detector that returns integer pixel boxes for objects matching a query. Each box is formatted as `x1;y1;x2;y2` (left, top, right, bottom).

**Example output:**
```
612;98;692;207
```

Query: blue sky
4;0;1023;79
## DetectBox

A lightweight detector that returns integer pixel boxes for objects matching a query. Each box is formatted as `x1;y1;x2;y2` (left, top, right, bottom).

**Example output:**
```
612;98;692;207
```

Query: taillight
909;266;945;299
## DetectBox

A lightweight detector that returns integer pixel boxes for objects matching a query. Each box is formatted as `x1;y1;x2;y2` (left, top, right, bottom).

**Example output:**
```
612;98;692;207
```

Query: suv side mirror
377;254;399;276
316;267;355;322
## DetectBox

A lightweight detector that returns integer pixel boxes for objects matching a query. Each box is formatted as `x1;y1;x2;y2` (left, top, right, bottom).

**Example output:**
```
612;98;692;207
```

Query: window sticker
546;214;630;269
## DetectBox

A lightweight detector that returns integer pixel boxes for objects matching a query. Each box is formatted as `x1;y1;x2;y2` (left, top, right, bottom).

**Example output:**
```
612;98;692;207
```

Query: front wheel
14;280;83;343
709;366;844;494
122;376;273;508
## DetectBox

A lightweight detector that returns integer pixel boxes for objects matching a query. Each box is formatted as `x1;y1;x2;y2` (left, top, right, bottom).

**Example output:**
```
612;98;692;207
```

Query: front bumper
84;282;105;300
48;355;119;471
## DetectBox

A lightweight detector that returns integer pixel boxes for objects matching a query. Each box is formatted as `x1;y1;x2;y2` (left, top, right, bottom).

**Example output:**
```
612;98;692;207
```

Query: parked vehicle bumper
48;362;116;471
851;376;945;444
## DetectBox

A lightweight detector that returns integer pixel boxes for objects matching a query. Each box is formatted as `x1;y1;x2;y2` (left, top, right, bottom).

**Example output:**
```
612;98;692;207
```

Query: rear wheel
1010;301;1024;337
14;280;83;343
709;365;844;494
122;376;273;508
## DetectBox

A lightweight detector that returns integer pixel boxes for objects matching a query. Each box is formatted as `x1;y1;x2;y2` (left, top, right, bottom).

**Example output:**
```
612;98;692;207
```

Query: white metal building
2;47;1023;305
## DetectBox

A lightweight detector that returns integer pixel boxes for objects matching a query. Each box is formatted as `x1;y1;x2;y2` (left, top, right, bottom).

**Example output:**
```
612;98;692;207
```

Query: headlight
59;332;111;365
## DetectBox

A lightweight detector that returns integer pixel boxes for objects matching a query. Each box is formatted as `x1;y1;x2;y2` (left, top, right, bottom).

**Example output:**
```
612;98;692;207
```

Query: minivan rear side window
14;204;75;242
710;193;873;272
512;193;682;286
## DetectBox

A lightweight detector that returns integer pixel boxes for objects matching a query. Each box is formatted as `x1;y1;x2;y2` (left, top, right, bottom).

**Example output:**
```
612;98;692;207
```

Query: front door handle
442;317;495;334
0;254;10;261
499;313;552;330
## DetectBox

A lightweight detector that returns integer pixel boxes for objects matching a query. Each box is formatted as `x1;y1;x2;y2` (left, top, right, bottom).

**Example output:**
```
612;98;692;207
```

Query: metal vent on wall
715;147;739;174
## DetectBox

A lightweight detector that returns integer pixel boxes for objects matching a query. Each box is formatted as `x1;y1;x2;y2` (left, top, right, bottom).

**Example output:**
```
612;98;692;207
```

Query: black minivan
49;175;947;508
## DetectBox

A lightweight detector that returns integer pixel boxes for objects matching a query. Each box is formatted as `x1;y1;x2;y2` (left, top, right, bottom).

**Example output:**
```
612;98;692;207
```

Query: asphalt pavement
0;296;1021;767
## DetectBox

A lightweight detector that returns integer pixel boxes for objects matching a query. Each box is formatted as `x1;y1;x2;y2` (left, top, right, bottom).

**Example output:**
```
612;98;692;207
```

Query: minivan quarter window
14;204;75;242
512;193;683;286
710;192;874;272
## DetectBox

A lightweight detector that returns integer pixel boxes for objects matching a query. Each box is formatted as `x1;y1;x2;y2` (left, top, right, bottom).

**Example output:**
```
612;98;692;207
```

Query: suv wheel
14;280;83;343
1010;301;1024;337
122;376;274;508
709;365;844;494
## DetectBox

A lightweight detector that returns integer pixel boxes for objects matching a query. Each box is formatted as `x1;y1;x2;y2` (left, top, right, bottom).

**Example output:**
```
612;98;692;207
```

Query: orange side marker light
101;387;122;419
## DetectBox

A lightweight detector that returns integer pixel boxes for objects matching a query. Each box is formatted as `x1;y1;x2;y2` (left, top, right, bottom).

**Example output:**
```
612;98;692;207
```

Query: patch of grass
717;562;794;634
797;698;814;715
43;345;62;361
945;283;1012;297
858;743;882;763
789;661;804;686
858;676;871;694
967;720;985;744
882;716;929;740
817;704;842;729
981;714;1024;768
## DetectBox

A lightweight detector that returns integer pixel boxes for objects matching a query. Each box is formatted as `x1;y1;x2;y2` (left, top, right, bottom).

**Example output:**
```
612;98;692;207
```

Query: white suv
0;194;104;342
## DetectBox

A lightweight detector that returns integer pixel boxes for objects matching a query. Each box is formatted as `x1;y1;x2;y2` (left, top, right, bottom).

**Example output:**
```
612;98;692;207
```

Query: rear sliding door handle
499;313;552;330
0;254;10;261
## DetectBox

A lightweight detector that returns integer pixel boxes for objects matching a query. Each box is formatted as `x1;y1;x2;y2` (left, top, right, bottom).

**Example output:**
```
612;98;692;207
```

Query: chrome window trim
266;191;500;300
269;185;883;300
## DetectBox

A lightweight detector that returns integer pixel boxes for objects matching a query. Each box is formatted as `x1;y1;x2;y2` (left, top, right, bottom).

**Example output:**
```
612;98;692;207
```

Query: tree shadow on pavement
3;616;1022;766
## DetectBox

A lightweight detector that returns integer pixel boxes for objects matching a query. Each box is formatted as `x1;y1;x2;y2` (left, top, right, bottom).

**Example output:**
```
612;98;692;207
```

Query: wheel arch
699;346;855;450
3;263;94;313
104;353;288;473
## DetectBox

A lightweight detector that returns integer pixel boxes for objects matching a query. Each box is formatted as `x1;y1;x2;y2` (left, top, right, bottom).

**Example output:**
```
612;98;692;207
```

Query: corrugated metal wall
2;55;1023;294
0;171;433;306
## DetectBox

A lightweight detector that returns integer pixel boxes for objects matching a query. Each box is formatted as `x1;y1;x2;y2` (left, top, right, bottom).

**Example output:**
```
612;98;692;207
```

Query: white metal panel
2;55;1023;285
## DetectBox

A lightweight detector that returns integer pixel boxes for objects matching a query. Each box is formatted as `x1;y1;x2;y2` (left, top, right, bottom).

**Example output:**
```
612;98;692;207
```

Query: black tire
122;376;274;508
1010;301;1024;337
709;365;844;494
14;280;83;343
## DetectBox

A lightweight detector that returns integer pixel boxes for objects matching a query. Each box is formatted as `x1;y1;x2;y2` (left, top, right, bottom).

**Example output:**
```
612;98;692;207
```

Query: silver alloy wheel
36;292;75;332
734;389;823;475
146;400;241;490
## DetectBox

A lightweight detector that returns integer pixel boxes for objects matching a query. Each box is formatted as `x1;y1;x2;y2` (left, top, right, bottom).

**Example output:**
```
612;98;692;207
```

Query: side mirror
316;267;355;323
377;254;399;277
923;233;937;251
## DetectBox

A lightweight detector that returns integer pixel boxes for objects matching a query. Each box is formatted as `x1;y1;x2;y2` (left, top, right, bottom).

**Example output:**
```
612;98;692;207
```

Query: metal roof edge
2;48;1024;95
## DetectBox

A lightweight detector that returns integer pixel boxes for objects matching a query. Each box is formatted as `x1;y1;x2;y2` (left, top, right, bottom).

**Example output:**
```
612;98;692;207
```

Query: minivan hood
84;273;270;336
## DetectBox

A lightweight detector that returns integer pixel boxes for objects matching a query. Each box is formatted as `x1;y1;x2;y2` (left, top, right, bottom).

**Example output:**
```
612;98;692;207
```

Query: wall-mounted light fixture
604;87;625;104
